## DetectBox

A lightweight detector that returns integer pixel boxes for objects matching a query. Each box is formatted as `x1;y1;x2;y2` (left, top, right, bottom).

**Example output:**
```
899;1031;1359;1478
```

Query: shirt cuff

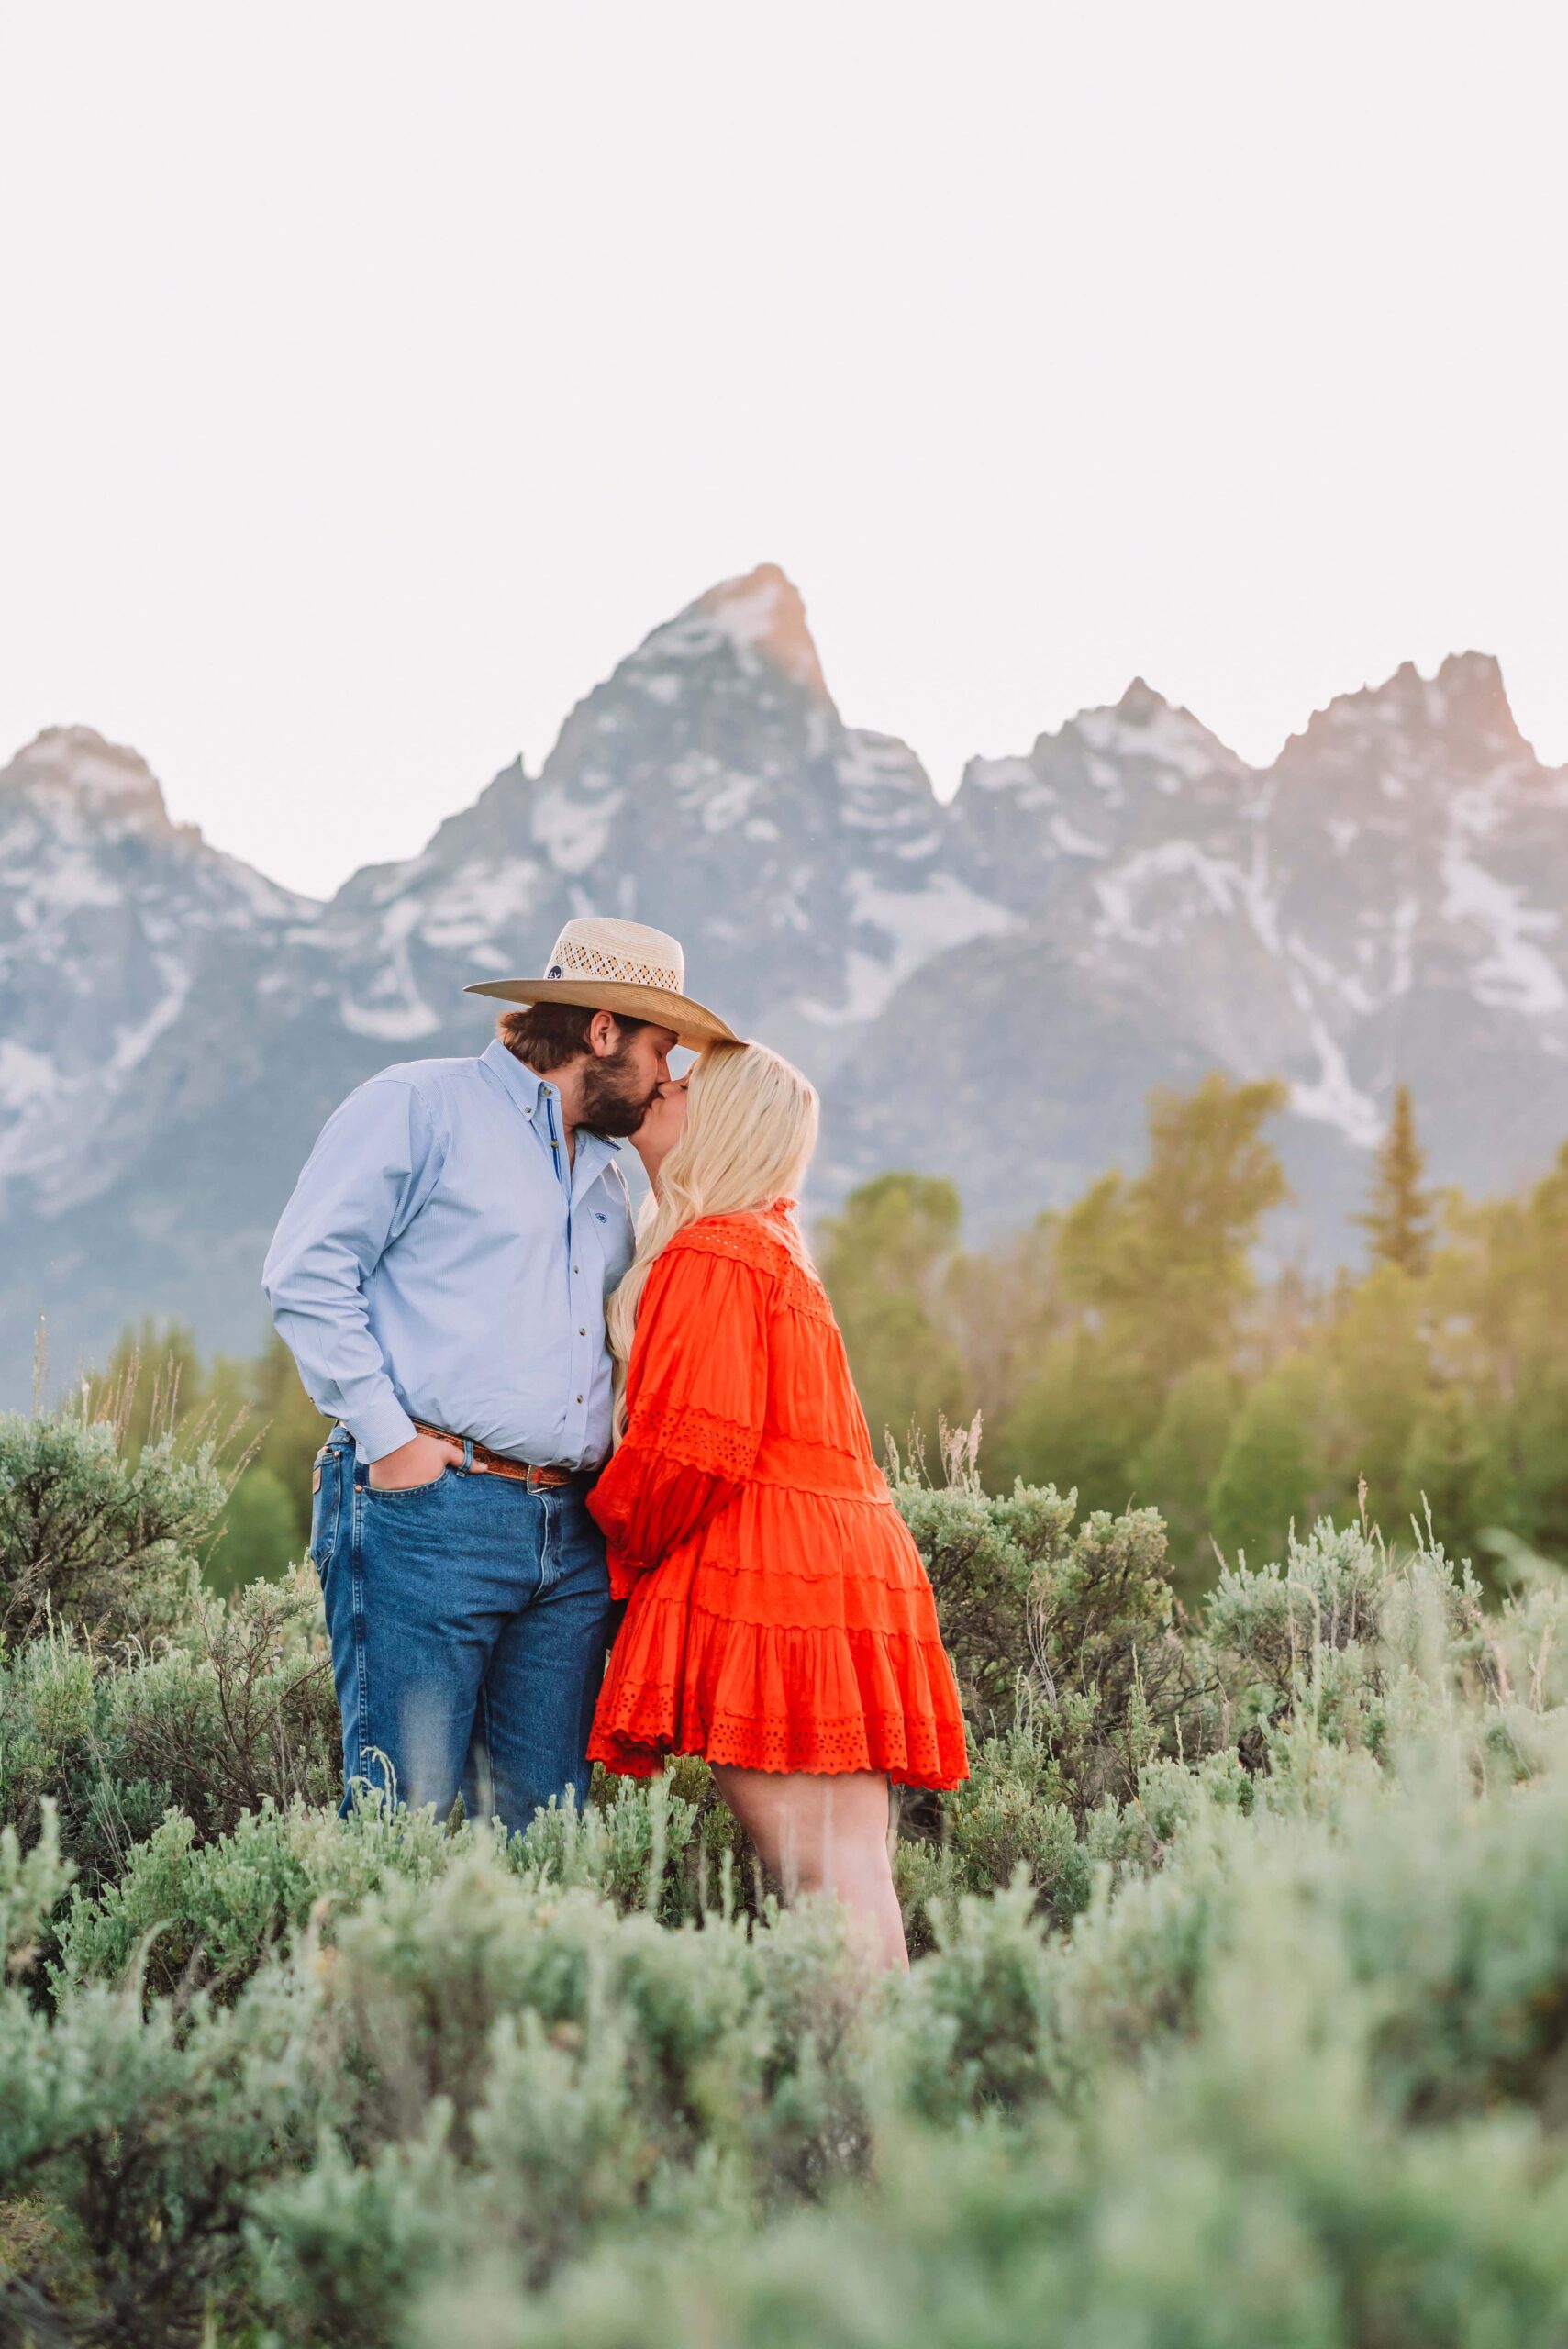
352;1393;419;1463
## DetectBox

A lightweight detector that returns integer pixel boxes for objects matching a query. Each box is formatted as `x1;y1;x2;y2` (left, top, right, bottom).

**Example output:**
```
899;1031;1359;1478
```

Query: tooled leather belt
413;1421;581;1489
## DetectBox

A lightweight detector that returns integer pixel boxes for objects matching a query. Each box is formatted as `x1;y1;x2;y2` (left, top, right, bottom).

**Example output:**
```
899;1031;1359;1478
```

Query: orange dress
586;1204;970;1787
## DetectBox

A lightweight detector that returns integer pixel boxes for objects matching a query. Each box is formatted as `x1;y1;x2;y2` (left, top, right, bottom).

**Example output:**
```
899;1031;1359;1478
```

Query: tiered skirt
588;1480;971;1787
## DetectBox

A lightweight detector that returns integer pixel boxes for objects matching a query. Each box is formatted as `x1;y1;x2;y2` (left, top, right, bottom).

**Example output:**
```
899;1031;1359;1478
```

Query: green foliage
830;1074;1299;1564
888;1431;1073;1726
70;1071;1568;1613
985;1329;1150;1512
1055;1071;1289;1373
1357;1079;1437;1276
0;1405;224;1647
1129;1359;1238;1588
1208;1353;1328;1567
824;1081;1568;1594
207;1462;298;1598
53;1797;454;2000
80;1321;326;1593
6;1280;1568;2339
0;1566;340;1896
817;1173;967;1459
1329;1259;1430;1524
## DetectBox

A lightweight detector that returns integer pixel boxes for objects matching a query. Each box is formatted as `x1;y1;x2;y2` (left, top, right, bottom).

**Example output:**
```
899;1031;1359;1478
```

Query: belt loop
462;1438;474;1475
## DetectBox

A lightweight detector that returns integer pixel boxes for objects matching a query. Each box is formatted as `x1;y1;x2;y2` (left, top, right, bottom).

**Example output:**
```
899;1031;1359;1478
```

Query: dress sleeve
587;1241;771;1598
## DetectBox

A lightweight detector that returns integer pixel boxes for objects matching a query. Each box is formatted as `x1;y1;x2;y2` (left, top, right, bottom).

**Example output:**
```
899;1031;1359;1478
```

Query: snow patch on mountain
417;857;550;952
111;963;192;1074
1290;1013;1384;1148
1440;846;1567;1015
0;1042;59;1111
1094;840;1251;945
802;874;1015;1027
1051;816;1108;857
533;781;624;873
7;584;1568;1383
963;754;1053;805
340;998;444;1041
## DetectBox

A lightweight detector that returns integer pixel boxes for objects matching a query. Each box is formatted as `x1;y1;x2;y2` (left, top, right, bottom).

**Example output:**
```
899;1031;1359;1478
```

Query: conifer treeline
822;1077;1568;1590
83;1076;1568;1593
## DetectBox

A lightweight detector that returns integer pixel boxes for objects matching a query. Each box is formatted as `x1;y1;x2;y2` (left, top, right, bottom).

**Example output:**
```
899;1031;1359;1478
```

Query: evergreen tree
1357;1084;1435;1276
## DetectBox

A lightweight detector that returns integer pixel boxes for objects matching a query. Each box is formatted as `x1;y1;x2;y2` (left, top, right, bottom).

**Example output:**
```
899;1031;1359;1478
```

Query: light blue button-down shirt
262;1039;636;1467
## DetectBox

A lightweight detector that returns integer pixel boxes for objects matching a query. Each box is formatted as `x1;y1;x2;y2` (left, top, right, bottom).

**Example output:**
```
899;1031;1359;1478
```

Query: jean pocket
365;1468;453;1499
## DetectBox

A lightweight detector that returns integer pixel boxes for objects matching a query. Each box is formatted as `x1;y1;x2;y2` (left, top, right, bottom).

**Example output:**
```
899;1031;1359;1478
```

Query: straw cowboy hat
464;918;739;1051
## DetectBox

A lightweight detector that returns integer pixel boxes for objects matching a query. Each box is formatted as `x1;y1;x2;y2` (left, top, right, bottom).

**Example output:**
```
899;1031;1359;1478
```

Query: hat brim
463;976;739;1052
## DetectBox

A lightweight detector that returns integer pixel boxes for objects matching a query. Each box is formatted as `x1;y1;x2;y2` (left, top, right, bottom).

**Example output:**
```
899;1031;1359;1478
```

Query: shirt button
579;1327;586;1336
575;1394;584;1404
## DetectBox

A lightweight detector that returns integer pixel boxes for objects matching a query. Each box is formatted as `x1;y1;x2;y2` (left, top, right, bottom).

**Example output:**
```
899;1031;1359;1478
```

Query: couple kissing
263;917;968;1968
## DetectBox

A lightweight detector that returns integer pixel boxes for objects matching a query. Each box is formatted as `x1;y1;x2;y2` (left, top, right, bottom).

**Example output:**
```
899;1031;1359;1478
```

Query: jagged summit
1115;676;1164;723
1023;679;1247;784
1;725;188;837
698;563;832;704
5;584;1567;1398
625;562;836;711
1286;651;1527;765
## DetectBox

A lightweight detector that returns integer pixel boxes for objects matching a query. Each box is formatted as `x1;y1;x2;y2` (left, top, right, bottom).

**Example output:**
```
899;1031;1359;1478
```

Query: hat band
546;940;683;990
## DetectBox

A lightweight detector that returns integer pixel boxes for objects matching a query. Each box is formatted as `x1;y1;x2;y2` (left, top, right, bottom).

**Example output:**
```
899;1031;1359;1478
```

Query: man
263;916;737;1831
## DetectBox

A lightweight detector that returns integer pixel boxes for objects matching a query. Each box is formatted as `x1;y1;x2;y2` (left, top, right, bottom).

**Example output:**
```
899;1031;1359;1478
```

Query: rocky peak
698;563;833;704
619;562;836;713
1114;675;1164;725
0;725;191;841
1040;681;1248;791
1283;651;1529;776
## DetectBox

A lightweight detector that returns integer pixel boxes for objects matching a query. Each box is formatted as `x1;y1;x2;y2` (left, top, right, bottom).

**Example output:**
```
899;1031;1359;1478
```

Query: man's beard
577;1048;659;1140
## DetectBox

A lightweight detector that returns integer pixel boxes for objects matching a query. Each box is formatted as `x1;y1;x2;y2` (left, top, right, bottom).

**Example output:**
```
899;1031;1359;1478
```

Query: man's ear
587;1009;621;1059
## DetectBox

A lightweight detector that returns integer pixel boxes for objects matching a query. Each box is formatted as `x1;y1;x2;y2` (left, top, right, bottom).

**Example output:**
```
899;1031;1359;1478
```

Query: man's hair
496;1003;648;1072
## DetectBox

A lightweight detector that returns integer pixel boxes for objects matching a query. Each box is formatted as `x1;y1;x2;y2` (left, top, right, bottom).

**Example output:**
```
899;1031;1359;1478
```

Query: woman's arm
588;1241;772;1597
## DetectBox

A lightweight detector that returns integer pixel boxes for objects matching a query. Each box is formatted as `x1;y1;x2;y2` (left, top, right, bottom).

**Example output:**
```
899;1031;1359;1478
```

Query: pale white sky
2;2;1564;898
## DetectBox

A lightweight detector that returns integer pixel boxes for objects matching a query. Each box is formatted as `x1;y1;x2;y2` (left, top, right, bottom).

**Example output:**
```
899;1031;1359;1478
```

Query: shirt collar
481;1037;544;1116
479;1039;622;1164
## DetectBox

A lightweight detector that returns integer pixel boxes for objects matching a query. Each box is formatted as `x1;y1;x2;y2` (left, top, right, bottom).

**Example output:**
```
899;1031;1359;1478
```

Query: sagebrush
2;1397;1567;2346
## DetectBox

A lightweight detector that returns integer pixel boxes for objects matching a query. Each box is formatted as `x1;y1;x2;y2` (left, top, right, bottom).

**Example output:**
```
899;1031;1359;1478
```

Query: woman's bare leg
711;1765;908;1972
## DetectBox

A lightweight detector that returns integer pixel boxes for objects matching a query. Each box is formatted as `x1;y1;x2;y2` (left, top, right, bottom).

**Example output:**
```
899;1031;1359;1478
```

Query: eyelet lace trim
622;1401;760;1480
590;1692;967;1786
667;1217;835;1325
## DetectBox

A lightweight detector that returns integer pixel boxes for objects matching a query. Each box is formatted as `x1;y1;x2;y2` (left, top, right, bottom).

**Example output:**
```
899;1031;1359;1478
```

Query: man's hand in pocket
367;1432;487;1490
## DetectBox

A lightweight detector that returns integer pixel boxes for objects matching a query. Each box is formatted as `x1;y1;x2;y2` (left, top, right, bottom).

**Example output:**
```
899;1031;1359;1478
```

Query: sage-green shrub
2;1397;1568;2346
0;1406;225;1648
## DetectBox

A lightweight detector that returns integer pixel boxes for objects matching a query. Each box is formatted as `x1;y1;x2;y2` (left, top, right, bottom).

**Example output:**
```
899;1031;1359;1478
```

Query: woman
587;1040;969;1970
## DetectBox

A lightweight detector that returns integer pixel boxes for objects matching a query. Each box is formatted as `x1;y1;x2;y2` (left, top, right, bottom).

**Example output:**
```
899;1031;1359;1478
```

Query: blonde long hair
607;1040;819;1439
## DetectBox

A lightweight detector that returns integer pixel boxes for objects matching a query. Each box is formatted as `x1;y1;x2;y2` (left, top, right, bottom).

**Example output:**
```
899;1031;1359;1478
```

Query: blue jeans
308;1428;612;1833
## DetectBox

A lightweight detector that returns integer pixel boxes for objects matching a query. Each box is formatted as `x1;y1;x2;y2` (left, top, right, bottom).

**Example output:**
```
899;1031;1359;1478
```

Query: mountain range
3;562;1565;1400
